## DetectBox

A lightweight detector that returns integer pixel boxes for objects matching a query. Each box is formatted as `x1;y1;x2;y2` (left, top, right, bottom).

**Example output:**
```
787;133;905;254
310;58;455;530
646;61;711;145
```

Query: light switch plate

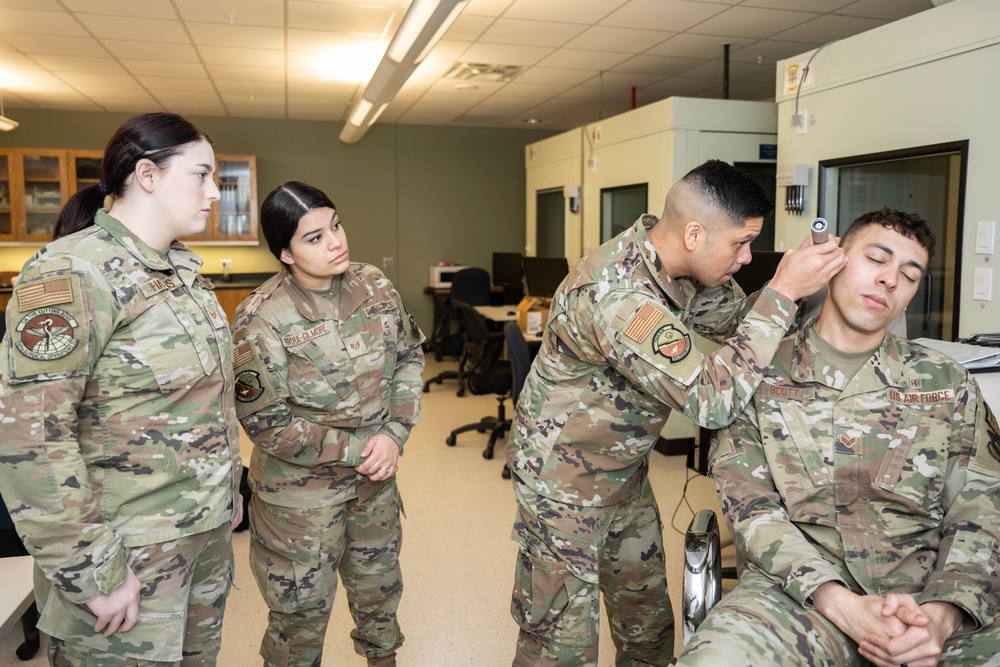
976;221;996;254
973;267;992;301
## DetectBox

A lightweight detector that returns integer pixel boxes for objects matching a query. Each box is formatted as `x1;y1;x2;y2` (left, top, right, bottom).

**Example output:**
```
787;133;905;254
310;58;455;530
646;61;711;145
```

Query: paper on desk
913;338;1000;369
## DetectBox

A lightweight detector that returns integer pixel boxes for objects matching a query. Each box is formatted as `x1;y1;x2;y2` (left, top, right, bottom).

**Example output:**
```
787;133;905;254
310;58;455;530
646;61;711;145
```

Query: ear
133;158;157;194
682;221;703;251
279;248;295;265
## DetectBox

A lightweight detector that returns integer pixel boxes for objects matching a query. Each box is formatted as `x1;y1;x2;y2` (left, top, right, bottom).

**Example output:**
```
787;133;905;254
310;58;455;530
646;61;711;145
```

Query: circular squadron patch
235;369;265;403
652;324;691;363
14;307;80;361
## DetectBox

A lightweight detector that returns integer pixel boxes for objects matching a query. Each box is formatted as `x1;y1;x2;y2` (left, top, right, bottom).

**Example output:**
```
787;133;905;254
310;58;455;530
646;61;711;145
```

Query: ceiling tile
2;34;107;57
535;48;631;71
30;55;128;74
443;15;493;42
198;45;285;68
729;39;821;64
0;8;89;37
458;43;553;66
215;79;285;96
680;58;770;80
138;76;217;93
512;67;595;86
55;72;140;89
692;6;818;38
836;0;935;20
288;2;393;34
174;0;284;26
423;39;474;62
601;0;729;32
772;13;886;43
504;0;630;24
499;81;573;100
463;0;517;18
101;39;200;63
479;19;588;47
186;22;285;50
63;0;178;19
120;60;208;78
209;64;286;83
76;15;190;43
429;78;506;95
741;0;853;10
609;53;709;78
563;26;674;53
0;0;63;9
156;91;226;107
647;33;753;59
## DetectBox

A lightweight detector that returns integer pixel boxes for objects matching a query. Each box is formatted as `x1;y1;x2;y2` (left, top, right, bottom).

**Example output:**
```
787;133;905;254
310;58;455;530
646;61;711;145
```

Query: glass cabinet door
71;153;102;192
21;151;66;241
0;152;11;240
218;158;253;237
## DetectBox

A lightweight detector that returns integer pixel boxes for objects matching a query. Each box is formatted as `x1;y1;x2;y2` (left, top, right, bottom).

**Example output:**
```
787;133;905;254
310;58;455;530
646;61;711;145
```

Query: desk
474;305;518;322
0;555;34;635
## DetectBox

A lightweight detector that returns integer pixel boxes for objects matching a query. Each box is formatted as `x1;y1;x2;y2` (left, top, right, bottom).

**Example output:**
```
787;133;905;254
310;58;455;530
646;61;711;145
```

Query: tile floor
0;357;731;667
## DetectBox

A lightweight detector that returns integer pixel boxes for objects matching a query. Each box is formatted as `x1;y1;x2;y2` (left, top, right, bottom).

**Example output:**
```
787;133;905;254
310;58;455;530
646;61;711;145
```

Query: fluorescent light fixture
340;0;468;144
0;91;17;132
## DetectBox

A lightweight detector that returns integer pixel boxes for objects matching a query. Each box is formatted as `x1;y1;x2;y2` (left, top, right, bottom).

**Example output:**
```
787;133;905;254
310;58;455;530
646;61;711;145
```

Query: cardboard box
516;296;550;336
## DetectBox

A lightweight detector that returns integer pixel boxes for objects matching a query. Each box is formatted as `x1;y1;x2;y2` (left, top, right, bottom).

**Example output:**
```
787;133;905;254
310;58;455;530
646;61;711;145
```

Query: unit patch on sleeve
235;369;265;403
9;273;89;381
652;324;691;363
15;308;80;360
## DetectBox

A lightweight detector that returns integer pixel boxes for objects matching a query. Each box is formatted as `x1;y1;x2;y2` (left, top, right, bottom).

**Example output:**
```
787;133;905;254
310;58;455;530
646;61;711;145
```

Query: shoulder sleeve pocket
8;274;90;383
611;298;703;386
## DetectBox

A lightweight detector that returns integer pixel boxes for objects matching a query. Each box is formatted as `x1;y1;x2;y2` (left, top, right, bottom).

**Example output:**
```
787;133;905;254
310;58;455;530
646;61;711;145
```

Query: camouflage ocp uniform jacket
508;215;798;507
231;264;424;509
0;210;242;613
711;324;1000;631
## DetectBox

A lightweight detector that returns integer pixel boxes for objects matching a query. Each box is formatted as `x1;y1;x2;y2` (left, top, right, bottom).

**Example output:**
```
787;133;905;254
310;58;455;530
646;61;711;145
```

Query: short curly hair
841;207;936;263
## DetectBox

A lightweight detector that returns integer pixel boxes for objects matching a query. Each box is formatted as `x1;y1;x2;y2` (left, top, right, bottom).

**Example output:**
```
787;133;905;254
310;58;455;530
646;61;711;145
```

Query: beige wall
774;0;1000;338
0;109;552;332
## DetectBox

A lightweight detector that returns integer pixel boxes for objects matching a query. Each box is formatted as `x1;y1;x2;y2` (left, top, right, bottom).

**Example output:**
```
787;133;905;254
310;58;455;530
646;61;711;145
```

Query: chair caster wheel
457;388;465;397
483;448;494;460
502;466;512;480
446;435;456;447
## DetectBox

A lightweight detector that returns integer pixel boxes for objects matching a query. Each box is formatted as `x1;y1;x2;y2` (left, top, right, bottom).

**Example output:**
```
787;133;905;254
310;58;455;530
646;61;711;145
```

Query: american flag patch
623;302;661;342
17;277;74;310
233;340;254;367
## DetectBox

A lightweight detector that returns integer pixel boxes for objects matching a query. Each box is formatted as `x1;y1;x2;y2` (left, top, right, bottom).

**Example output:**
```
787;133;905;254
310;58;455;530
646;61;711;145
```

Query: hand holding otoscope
766;217;847;300
810;217;829;244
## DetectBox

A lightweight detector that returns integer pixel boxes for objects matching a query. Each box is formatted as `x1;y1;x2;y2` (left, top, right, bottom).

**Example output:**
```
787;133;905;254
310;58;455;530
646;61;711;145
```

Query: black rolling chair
501;321;532;479
424;268;493;396
445;301;512;459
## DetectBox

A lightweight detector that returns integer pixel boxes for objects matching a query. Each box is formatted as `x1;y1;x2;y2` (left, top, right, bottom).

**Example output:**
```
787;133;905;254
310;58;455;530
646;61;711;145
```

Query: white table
0;555;34;635
474;305;519;322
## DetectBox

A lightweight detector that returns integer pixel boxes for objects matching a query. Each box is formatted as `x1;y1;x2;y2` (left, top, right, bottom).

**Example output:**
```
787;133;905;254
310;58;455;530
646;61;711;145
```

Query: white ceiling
0;0;936;131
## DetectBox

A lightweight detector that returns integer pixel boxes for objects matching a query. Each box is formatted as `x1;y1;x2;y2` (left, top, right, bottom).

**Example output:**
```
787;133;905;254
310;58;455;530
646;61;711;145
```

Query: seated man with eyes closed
677;207;1000;667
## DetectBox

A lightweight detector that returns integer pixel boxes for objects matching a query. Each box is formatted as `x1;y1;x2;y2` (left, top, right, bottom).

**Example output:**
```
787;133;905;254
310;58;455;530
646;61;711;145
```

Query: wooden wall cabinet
0;149;258;246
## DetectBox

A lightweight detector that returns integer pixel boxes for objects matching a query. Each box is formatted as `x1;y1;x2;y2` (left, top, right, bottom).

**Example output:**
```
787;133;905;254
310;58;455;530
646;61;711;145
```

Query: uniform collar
94;209;203;285
282;263;373;322
792;321;909;393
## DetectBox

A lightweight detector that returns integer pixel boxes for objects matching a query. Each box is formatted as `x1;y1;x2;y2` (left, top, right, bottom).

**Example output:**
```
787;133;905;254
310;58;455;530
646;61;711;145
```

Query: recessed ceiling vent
444;62;524;83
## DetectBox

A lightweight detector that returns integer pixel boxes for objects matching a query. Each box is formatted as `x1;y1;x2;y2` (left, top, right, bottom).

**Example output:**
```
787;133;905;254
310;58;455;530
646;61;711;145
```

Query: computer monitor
523;256;569;299
492;252;523;287
734;251;783;295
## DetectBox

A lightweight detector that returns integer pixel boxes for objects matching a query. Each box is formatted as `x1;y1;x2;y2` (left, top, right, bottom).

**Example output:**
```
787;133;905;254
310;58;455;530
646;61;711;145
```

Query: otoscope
810;217;829;244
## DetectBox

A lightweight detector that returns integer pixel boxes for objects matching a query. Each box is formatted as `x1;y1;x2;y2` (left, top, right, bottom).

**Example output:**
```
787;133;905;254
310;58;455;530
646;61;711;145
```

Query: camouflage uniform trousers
511;472;674;667
249;479;404;667
45;522;234;667
676;568;1000;667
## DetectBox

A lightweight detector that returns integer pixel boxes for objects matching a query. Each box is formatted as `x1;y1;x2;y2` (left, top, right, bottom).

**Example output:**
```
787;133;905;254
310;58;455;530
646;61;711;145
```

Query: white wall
524;129;584;262
774;0;1000;337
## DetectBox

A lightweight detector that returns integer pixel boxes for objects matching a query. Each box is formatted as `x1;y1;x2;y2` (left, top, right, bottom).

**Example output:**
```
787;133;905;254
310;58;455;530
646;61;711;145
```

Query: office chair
424;268;493;396
501;321;532;480
445;301;512;459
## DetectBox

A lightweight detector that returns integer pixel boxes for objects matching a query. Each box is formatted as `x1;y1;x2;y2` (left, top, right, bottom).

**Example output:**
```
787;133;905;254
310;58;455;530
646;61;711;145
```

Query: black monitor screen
492;252;523;287
734;251;783;295
523;256;569;299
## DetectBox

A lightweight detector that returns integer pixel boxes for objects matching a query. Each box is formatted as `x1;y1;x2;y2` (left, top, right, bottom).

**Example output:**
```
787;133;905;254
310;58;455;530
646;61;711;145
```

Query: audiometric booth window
523;257;569;299
601;183;647;243
818;141;967;341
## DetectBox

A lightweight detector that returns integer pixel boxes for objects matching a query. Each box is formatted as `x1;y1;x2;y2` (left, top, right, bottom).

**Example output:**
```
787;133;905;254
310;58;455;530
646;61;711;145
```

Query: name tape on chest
139;276;181;298
888;388;955;405
766;385;814;401
282;323;330;347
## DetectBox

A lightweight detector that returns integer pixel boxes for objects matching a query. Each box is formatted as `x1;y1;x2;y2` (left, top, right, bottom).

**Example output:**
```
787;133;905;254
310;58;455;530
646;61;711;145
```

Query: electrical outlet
588;156;598;171
220;259;233;272
591;125;602;143
382;256;394;269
